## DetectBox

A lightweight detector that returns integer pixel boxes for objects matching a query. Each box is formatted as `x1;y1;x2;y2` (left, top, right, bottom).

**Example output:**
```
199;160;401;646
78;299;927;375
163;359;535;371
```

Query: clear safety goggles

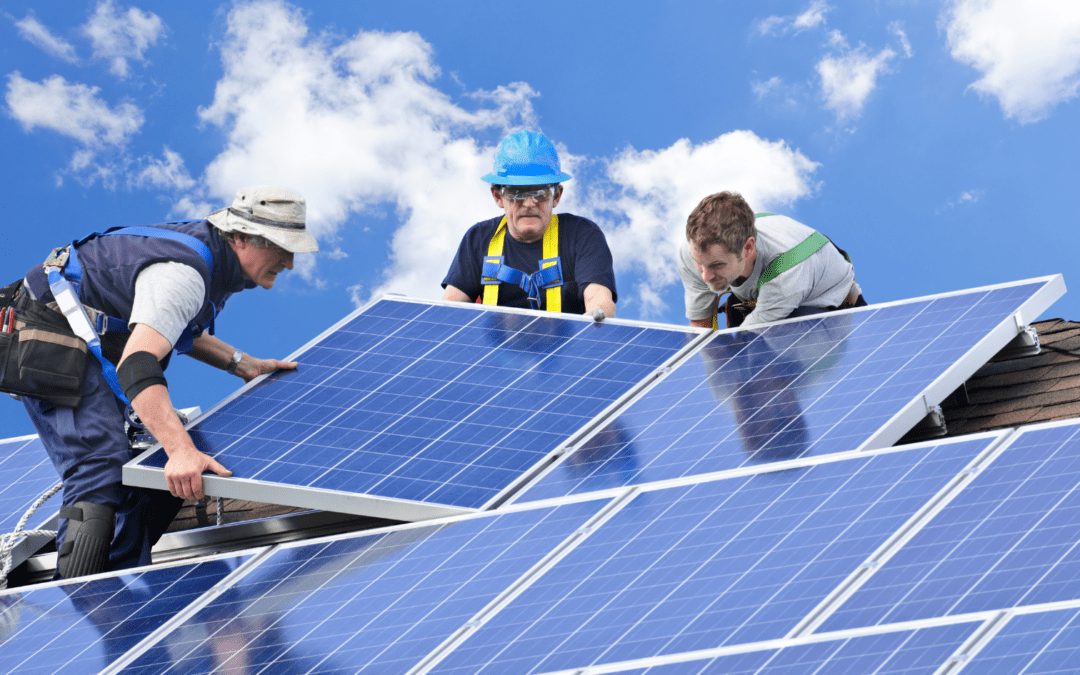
500;185;560;204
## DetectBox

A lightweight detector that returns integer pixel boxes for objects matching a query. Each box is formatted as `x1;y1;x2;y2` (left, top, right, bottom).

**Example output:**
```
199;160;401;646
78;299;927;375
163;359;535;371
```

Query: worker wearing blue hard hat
441;130;617;319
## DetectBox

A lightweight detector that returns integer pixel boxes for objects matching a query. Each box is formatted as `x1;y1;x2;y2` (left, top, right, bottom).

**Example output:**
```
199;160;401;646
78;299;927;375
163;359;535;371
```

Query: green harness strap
757;231;829;290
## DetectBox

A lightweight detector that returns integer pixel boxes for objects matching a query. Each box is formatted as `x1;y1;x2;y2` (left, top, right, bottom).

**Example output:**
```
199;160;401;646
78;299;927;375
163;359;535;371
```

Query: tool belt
0;280;88;407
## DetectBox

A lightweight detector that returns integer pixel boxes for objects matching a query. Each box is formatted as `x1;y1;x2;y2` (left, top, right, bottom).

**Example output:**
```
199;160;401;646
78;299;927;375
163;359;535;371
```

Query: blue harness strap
62;225;218;354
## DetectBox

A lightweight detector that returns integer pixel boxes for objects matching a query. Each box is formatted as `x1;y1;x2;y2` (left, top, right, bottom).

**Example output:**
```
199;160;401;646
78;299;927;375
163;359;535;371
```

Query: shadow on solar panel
516;277;1063;502
123;298;697;521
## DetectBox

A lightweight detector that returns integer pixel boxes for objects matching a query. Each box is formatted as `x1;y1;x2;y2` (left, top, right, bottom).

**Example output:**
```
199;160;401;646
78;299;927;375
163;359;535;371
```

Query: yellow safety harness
481;215;562;312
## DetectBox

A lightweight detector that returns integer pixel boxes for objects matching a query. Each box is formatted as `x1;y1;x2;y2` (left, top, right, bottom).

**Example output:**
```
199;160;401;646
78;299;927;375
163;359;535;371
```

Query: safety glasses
501;186;559;204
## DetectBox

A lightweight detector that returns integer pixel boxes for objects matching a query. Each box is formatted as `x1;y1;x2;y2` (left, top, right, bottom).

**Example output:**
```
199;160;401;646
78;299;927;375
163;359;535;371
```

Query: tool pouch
0;280;88;407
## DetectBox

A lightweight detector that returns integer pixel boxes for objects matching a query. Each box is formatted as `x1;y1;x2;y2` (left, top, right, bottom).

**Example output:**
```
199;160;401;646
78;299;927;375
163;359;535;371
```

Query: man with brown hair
679;191;863;329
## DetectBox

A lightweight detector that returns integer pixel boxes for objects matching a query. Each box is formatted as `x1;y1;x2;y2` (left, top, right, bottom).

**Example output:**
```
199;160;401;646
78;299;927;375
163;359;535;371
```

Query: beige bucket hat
206;185;319;253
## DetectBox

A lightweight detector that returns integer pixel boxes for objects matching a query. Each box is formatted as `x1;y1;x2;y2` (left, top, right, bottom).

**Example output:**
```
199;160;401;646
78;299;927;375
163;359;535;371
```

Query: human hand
164;447;232;500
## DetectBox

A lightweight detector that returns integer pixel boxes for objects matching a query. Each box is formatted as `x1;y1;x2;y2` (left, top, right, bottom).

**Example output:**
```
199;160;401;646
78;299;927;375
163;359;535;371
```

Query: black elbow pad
117;351;167;401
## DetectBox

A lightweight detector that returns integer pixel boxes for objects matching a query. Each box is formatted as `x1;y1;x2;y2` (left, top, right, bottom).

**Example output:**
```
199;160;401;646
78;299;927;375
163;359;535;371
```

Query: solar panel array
125;300;699;519
0;435;63;571
4;276;1078;674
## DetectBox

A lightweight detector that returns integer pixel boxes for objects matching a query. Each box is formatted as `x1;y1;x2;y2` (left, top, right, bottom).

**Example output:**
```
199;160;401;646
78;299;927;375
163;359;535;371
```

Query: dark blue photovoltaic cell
593;621;978;674
520;282;1047;502
0;556;247;675
0;436;61;534
133;300;689;509
822;422;1080;631
431;437;993;675
963;607;1080;674
120;499;606;675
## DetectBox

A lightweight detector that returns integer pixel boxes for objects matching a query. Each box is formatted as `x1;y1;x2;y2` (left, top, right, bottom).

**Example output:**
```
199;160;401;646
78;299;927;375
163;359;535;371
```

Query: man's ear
491;186;505;209
551;185;563;209
743;236;756;258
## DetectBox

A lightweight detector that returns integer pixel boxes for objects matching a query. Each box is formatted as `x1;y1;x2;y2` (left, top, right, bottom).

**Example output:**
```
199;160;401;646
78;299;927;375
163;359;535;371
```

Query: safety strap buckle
533;257;563;290
481;256;504;284
42;246;70;274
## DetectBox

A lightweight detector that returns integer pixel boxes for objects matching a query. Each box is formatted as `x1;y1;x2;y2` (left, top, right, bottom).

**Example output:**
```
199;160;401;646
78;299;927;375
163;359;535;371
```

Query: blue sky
2;0;1078;436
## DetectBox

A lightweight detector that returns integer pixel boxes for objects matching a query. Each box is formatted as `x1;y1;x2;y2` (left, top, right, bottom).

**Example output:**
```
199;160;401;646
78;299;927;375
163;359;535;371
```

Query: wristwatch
226;350;243;375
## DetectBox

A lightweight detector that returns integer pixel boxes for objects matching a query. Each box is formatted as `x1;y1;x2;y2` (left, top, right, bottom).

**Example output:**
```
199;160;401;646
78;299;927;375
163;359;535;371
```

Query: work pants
23;357;184;576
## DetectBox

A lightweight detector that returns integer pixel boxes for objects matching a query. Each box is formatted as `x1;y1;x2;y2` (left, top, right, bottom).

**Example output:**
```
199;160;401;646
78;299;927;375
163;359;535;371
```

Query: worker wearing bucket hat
441;130;617;320
11;185;317;579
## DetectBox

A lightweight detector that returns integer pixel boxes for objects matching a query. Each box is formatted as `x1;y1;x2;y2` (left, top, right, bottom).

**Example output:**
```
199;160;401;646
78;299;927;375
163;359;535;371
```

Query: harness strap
757;231;830;290
57;226;218;354
45;268;130;404
482;215;562;311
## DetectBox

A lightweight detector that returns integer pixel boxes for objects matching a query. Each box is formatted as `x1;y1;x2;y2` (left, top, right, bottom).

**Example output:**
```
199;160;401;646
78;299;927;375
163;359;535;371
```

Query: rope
0;482;62;590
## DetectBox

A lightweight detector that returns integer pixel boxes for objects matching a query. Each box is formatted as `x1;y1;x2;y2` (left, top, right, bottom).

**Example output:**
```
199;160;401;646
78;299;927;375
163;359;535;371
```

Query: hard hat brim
481;170;572;186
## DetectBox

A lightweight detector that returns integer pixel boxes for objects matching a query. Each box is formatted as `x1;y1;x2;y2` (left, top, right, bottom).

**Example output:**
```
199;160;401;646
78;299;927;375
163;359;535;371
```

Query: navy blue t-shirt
441;213;617;314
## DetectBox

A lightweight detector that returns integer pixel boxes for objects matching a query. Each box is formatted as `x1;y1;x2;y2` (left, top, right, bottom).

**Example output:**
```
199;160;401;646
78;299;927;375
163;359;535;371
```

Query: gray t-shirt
128;262;206;346
679;215;855;327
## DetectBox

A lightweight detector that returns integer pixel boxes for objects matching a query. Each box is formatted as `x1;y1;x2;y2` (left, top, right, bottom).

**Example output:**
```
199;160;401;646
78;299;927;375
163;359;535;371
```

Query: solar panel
0;554;250;675
962;604;1080;674
124;299;697;520
0;435;62;572
118;499;607;674
565;620;983;674
822;418;1080;632
428;436;995;674
515;278;1063;503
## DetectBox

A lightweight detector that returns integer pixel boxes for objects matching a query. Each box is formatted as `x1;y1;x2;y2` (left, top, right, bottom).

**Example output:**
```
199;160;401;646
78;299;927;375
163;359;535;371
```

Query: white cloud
191;0;536;299
793;0;831;32
942;0;1080;123
82;0;165;78
5;72;143;170
890;22;913;58
758;1;831;36
584;131;819;302
817;45;897;121
13;15;78;63
752;76;782;99
186;0;820;316
134;146;195;190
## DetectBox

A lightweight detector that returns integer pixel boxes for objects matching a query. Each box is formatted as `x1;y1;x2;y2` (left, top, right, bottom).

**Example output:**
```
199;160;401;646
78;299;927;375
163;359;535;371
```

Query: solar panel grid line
0;435;66;570
856;276;1065;452
851;422;1080;628
411;489;640;675
268;504;613;675
801;283;1051;456
450;455;894;673
933;610;1014;675
483;330;712;511
126;298;695;516
503;323;853;507
520;615;994;675
819;417;1080;632
0;550;256;675
949;600;1080;675
787;429;1018;639
937;424;1080;620
99;548;276;675
514;277;1064;504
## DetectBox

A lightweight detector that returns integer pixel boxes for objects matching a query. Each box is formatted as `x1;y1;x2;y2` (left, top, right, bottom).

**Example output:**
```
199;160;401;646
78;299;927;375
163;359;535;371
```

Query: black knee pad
57;501;115;579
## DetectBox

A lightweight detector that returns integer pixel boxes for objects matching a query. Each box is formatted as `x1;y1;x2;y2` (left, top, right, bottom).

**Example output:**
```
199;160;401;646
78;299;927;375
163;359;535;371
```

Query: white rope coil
0;482;62;589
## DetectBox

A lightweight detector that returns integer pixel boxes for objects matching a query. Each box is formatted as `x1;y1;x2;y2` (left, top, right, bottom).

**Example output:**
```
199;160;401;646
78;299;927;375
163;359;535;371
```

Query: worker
441;130;617;320
12;185;317;578
679;191;865;329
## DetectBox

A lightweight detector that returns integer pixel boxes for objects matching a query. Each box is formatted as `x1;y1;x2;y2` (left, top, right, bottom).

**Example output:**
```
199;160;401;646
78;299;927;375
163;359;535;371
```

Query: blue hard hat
482;130;572;186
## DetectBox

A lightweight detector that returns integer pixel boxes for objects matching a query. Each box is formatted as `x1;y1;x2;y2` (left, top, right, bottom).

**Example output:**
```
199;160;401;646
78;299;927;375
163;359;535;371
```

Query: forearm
132;383;197;458
190;333;293;383
583;283;615;318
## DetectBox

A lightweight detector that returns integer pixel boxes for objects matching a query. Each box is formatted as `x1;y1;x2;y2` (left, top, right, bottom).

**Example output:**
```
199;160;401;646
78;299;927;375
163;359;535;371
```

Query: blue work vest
25;220;253;364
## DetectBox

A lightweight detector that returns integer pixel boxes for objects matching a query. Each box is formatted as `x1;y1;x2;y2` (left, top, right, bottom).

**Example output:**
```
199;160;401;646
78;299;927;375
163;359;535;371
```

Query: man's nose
283;251;294;269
